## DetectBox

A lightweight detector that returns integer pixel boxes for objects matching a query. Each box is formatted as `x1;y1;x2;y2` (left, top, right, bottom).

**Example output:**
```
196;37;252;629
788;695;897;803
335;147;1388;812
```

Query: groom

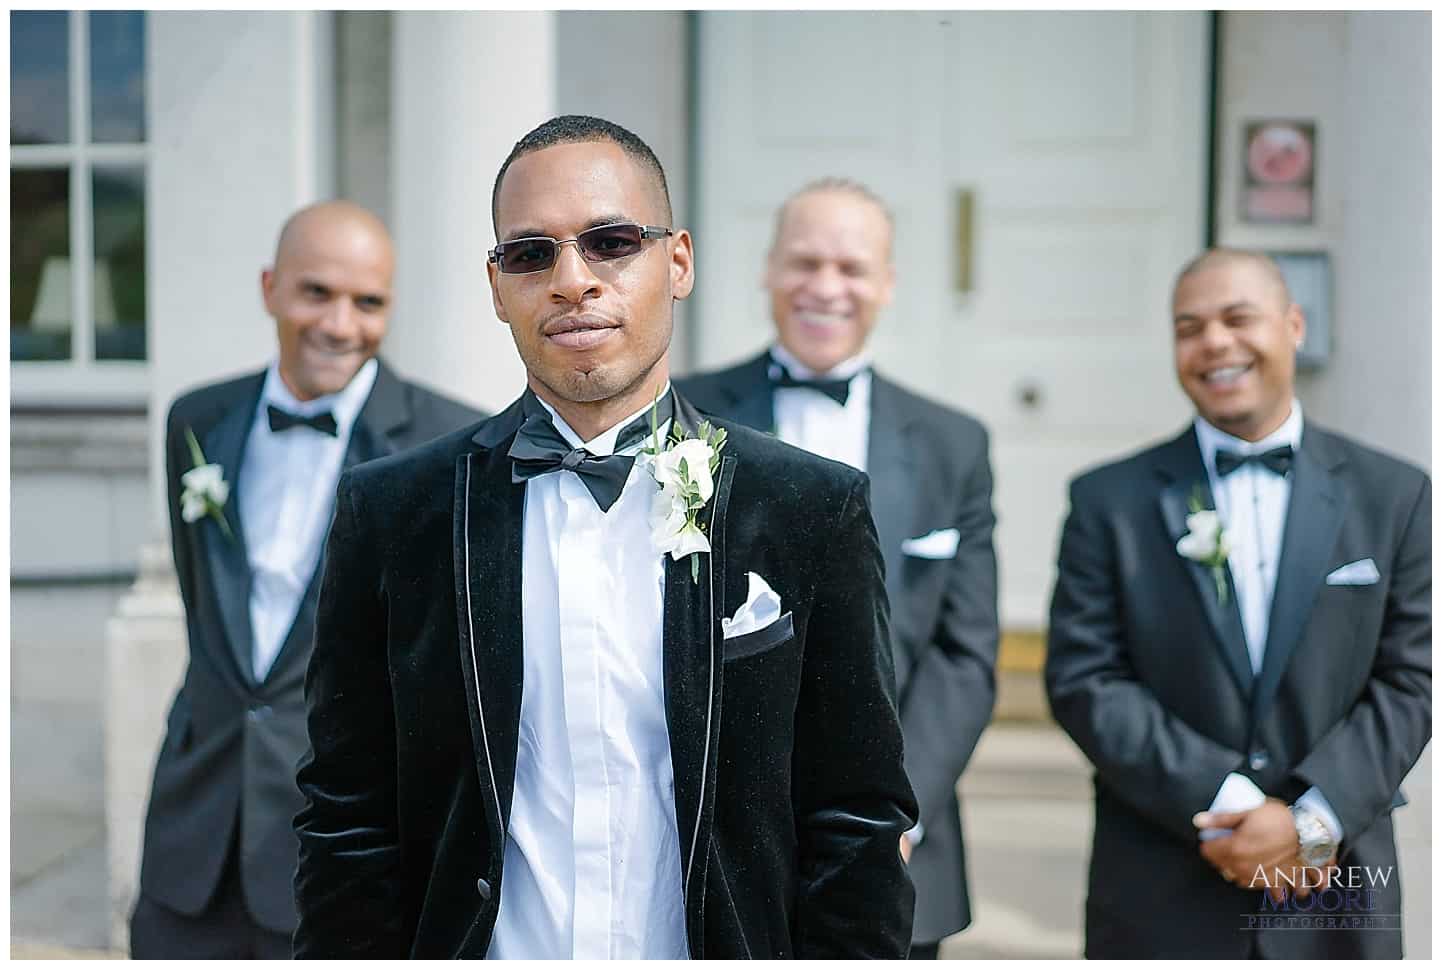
293;115;918;958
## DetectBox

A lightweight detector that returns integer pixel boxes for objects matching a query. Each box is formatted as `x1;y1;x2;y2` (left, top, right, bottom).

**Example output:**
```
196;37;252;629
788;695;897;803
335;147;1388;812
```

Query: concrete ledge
10;942;122;960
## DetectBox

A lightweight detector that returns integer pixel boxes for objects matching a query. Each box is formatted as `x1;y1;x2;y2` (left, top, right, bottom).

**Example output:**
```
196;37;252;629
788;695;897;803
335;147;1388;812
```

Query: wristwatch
1290;804;1337;867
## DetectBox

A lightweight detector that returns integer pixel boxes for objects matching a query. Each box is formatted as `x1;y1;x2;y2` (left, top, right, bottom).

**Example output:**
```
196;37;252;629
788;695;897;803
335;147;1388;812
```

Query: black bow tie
1215;444;1295;478
267;404;338;437
769;361;855;406
508;392;674;513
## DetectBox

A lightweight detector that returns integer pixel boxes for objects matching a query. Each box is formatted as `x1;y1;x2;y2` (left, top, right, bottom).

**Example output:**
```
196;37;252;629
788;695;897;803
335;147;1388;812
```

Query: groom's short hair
491;115;673;233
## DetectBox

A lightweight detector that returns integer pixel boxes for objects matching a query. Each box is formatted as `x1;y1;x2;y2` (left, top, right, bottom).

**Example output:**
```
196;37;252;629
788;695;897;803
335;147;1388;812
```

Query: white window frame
11;11;149;407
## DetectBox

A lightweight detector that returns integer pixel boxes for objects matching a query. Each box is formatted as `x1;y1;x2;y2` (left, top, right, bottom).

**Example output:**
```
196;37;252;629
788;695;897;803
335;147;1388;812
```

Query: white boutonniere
643;395;727;583
1176;486;1229;604
181;426;235;541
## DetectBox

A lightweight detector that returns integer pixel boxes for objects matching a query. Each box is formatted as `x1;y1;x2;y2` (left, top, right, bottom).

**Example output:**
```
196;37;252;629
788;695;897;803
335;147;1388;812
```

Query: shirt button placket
558;480;611;956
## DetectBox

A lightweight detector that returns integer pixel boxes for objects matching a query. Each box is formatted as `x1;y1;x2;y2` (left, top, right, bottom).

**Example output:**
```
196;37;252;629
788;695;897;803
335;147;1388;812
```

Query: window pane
11;169;73;361
93;166;147;361
90;11;146;143
10;12;69;145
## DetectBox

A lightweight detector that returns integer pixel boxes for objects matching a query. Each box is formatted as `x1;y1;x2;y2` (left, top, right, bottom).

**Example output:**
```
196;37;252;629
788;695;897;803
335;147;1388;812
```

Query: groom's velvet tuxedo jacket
292;390;919;959
1046;422;1430;958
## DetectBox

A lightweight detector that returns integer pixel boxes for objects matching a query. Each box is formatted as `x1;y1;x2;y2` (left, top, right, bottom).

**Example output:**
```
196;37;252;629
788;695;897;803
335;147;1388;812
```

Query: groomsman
679;179;998;958
293;116;918;958
1046;248;1430;958
131;201;480;957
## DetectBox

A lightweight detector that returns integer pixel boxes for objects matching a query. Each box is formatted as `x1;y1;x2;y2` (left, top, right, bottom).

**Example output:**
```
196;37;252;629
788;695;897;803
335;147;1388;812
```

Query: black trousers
129;834;291;959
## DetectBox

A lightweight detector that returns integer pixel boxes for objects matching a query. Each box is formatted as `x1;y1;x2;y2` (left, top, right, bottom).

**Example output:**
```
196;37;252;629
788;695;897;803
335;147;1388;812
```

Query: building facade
8;11;1431;949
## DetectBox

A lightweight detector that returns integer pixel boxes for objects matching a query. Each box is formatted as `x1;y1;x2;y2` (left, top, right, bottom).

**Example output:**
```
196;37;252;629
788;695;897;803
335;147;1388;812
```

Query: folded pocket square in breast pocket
1325;558;1380;585
721;611;795;662
901;528;960;560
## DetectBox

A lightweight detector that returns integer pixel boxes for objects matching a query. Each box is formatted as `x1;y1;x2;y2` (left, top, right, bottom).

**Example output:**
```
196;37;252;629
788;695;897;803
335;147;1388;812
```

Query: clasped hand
1193;798;1335;903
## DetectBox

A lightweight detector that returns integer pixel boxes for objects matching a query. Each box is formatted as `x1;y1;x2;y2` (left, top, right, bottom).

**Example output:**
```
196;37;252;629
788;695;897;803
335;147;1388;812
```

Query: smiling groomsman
679;178;999;958
131;201;480;957
1045;248;1430;958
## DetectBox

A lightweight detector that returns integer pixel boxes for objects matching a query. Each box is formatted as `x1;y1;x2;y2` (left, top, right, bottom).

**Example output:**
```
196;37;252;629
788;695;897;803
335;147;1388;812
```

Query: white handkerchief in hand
1198;772;1266;841
1326;558;1380;586
900;527;961;560
721;572;782;639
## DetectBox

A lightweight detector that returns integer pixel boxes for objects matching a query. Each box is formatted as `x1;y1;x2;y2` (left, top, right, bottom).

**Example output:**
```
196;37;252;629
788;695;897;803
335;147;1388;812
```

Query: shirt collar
768;342;871;382
1194;398;1304;476
535;382;673;457
261;357;379;439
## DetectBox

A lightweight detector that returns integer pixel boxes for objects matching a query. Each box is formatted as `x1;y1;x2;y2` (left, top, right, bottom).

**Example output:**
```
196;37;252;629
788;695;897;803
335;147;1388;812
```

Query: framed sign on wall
1242;120;1316;224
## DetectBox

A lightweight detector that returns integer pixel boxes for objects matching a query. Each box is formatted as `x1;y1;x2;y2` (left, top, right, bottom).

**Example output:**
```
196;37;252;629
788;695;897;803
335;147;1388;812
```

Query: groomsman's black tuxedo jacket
678;352;999;943
138;360;480;934
1046;422;1431;958
292;390;919;958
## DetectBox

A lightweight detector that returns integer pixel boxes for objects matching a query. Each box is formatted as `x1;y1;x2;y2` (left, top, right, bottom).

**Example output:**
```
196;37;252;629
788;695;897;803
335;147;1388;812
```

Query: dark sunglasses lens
499;238;557;273
579;224;644;261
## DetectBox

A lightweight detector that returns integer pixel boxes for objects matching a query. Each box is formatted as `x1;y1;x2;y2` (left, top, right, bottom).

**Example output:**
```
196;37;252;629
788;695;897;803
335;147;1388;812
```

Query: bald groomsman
132;202;481;957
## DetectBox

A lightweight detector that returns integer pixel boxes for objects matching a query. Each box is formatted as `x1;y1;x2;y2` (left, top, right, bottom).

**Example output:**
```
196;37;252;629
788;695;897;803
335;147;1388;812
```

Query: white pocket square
721;572;783;639
901;528;960;560
1326;558;1380;586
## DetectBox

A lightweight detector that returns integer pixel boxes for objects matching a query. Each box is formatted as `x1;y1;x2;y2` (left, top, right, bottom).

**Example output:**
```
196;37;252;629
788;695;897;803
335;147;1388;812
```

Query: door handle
955;188;975;294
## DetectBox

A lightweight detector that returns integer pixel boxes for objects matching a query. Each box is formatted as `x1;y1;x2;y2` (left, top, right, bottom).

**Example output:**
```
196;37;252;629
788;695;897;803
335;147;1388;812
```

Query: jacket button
476;877;493;901
1249;750;1269;771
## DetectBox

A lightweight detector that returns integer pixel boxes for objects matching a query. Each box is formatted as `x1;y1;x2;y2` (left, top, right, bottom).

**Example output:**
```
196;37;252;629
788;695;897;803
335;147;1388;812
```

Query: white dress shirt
238;358;377;682
769;343;872;473
1195;400;1343;842
487;391;689;960
1195;403;1303;672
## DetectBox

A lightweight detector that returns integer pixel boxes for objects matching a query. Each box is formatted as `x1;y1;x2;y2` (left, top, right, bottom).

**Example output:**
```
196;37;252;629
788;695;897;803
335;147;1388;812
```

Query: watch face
1299;839;1335;868
1293;808;1336;867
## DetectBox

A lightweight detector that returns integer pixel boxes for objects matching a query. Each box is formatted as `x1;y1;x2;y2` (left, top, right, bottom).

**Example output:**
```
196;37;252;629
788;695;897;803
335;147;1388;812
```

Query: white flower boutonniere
1176;487;1229;604
643;396;726;583
181;426;235;541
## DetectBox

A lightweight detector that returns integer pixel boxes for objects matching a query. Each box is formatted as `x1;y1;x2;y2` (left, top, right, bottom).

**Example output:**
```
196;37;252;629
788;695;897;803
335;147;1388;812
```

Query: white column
387;12;555;413
104;542;188;950
106;11;335;951
146;11;335;526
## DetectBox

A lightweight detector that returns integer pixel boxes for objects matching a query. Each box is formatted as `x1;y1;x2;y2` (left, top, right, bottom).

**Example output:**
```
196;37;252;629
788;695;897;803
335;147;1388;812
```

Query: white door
693;11;1209;626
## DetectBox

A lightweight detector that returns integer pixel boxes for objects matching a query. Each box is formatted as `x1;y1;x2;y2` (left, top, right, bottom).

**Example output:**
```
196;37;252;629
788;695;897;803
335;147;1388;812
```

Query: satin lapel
342;416;389;471
199;383;261;686
864;378;918;685
663;393;733;951
1251;435;1347;725
453;442;526;841
1155;434;1253;699
731;383;775;436
344;360;411;467
717;354;777;434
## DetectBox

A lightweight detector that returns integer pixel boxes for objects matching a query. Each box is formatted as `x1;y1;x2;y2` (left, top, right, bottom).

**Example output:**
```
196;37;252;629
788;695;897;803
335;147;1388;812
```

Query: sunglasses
488;223;674;275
